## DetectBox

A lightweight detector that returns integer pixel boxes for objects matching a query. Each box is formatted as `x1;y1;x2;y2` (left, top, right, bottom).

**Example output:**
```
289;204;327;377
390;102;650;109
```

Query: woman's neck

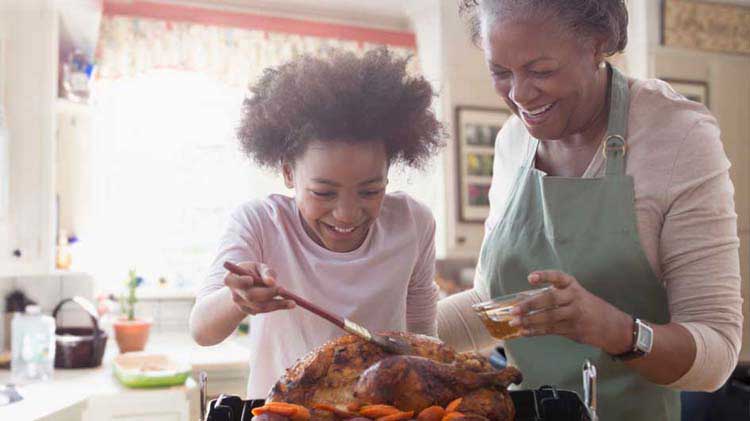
535;66;612;177
561;65;612;148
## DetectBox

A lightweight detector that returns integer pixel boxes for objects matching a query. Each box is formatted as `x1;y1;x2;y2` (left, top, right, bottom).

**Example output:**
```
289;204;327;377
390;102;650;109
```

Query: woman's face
283;140;388;253
481;15;604;140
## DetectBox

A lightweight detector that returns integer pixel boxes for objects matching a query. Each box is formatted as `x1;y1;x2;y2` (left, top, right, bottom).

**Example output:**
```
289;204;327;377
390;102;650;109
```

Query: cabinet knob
12;249;21;258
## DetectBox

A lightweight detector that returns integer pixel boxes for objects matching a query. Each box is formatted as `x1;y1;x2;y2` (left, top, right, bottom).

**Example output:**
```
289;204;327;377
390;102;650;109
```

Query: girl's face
481;15;605;140
283;140;388;253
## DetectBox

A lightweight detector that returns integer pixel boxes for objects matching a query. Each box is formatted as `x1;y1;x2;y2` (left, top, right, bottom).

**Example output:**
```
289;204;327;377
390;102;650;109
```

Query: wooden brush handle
223;261;346;330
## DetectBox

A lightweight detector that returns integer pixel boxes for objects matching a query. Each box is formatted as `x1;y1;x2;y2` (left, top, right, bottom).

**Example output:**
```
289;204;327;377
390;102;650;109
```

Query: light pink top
439;77;743;391
198;193;438;398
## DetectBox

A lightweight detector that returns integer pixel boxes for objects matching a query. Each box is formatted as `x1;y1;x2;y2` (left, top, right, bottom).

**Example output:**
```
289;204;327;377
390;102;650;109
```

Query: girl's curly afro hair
237;47;444;169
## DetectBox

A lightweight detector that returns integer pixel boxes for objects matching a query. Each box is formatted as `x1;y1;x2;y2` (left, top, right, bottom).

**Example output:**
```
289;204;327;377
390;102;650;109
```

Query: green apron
477;66;680;420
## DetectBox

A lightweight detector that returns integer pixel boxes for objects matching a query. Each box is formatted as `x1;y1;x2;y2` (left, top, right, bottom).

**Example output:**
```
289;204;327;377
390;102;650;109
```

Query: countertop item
52;296;107;368
0;332;249;420
113;352;191;388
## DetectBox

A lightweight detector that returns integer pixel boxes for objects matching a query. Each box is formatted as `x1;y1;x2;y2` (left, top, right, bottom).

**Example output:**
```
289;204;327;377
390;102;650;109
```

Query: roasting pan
201;362;599;421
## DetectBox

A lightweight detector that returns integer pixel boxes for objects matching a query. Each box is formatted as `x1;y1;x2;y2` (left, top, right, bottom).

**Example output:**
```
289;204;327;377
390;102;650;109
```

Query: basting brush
223;261;412;355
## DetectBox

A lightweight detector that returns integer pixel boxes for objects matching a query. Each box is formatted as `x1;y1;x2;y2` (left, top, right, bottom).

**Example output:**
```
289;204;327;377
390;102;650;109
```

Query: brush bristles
372;334;412;355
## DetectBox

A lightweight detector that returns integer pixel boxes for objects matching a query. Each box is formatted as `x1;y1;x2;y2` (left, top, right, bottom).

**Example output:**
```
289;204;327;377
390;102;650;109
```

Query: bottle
55;229;72;270
11;305;56;383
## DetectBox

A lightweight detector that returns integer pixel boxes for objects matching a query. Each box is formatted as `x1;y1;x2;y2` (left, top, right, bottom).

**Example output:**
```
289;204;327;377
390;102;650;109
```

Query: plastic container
472;286;553;340
113;352;190;388
11;305;56;383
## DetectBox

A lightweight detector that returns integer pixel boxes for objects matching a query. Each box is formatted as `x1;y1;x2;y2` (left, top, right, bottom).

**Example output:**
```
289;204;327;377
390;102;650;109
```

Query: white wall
408;0;504;259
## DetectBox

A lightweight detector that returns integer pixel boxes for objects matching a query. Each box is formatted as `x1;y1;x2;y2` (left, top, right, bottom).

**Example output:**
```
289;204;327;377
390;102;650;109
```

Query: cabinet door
0;0;57;276
84;390;191;421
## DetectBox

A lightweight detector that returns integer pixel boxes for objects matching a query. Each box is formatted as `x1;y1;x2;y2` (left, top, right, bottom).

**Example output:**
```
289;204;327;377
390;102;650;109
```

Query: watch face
636;321;654;353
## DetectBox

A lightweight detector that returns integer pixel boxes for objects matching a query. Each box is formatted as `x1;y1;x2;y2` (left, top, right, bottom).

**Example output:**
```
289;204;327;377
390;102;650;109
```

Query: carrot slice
377;410;415;421
252;402;309;419
445;398;463;413
290;405;310;420
313;403;359;418
359;404;401;418
347;402;362;412
442;412;465;421
251;407;268;417
417;406;446;421
252;406;295;417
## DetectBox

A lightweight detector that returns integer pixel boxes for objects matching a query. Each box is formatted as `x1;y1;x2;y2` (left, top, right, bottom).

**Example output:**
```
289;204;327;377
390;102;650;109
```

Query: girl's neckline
291;199;376;258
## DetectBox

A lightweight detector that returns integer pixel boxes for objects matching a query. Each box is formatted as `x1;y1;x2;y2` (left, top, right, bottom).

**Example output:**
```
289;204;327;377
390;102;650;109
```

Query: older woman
438;1;743;420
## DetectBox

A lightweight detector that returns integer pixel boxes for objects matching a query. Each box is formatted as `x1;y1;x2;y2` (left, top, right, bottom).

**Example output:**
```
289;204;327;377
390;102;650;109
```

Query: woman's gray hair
459;0;628;57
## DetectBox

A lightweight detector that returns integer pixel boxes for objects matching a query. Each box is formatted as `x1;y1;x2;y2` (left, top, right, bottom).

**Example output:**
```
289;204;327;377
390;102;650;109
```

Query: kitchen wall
408;1;500;260
0;273;93;348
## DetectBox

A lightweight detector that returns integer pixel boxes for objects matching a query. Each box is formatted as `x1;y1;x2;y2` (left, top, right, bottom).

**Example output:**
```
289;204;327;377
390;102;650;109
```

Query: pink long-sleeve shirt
197;192;438;398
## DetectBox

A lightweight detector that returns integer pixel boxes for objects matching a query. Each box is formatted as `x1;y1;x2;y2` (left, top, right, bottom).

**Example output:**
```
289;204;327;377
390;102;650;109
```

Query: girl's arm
190;205;264;345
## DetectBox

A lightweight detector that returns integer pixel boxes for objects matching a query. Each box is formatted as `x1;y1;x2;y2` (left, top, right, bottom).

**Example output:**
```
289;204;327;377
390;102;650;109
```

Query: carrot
347;402;363;412
377;410;415;421
445;398;463;413
313;403;359;419
417;406;446;421
252;402;310;420
442;412;465;421
359;404;401;418
289;405;310;421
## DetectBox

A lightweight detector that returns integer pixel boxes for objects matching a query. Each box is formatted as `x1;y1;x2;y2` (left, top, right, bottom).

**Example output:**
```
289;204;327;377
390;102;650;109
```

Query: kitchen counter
0;332;251;420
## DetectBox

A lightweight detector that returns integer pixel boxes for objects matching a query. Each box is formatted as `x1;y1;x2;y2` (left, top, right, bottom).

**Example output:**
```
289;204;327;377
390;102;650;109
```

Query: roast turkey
266;331;522;420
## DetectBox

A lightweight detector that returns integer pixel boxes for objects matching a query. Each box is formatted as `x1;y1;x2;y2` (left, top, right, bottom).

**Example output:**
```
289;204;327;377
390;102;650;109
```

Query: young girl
189;48;445;398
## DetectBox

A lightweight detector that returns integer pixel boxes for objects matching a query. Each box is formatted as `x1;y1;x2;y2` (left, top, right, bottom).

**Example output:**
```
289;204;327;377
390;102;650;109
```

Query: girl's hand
224;262;295;315
509;270;633;355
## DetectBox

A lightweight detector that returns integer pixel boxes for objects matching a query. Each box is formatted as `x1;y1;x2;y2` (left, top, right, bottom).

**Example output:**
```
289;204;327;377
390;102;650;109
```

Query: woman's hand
224;262;295;315
509;270;633;355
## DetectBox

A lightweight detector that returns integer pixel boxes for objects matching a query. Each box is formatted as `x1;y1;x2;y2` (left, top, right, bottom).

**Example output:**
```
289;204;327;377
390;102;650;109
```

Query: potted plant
112;269;151;353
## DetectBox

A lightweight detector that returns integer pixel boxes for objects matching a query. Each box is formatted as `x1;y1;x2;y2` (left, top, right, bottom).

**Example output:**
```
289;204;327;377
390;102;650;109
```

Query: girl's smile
283;140;388;253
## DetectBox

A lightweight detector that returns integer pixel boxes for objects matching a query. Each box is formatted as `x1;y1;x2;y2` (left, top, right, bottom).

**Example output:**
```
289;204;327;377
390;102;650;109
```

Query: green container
113;352;191;388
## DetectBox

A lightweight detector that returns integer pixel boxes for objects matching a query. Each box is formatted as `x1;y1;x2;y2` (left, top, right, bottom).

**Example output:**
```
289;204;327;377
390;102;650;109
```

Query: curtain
95;15;419;90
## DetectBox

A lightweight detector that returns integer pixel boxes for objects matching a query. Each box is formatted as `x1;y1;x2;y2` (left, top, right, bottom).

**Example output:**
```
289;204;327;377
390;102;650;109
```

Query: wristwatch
611;317;653;361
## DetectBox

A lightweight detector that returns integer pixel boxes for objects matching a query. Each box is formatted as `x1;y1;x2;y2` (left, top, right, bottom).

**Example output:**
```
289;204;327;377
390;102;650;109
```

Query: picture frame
661;78;710;109
454;106;511;223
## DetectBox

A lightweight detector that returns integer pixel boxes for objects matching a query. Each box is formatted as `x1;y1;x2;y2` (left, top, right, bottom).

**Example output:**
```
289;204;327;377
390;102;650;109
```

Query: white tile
0;277;15;350
18;275;62;313
56;308;98;329
159;300;194;323
60;272;94;302
0;277;17;313
134;300;159;322
159;319;189;334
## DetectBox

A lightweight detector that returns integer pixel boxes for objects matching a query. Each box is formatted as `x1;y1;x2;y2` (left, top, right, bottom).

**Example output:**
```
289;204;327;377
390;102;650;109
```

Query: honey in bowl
472;286;553;340
476;304;523;340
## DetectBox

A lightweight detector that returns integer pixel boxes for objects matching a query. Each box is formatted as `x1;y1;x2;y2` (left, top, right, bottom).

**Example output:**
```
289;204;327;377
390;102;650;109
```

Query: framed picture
455;106;511;223
661;78;710;109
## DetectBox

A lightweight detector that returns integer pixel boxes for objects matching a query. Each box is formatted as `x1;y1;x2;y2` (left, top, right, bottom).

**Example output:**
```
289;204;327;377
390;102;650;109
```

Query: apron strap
604;66;630;177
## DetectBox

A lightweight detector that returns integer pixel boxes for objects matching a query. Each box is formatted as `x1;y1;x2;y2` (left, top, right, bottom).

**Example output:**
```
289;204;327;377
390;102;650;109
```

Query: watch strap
610;317;646;361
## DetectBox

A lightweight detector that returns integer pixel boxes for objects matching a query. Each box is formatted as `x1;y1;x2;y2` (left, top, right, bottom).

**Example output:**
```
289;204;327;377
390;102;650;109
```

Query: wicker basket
52;296;108;369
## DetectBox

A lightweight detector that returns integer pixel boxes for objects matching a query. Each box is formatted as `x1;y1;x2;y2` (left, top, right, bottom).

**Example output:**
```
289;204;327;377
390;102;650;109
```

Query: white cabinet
0;0;58;276
84;383;197;421
0;26;9;224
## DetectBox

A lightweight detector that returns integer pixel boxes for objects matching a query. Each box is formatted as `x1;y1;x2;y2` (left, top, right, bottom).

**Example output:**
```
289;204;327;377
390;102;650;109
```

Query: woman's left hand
509;270;633;355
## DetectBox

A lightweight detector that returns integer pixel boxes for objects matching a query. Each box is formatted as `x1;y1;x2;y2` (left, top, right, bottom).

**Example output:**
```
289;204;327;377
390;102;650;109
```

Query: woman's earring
599;61;606;69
